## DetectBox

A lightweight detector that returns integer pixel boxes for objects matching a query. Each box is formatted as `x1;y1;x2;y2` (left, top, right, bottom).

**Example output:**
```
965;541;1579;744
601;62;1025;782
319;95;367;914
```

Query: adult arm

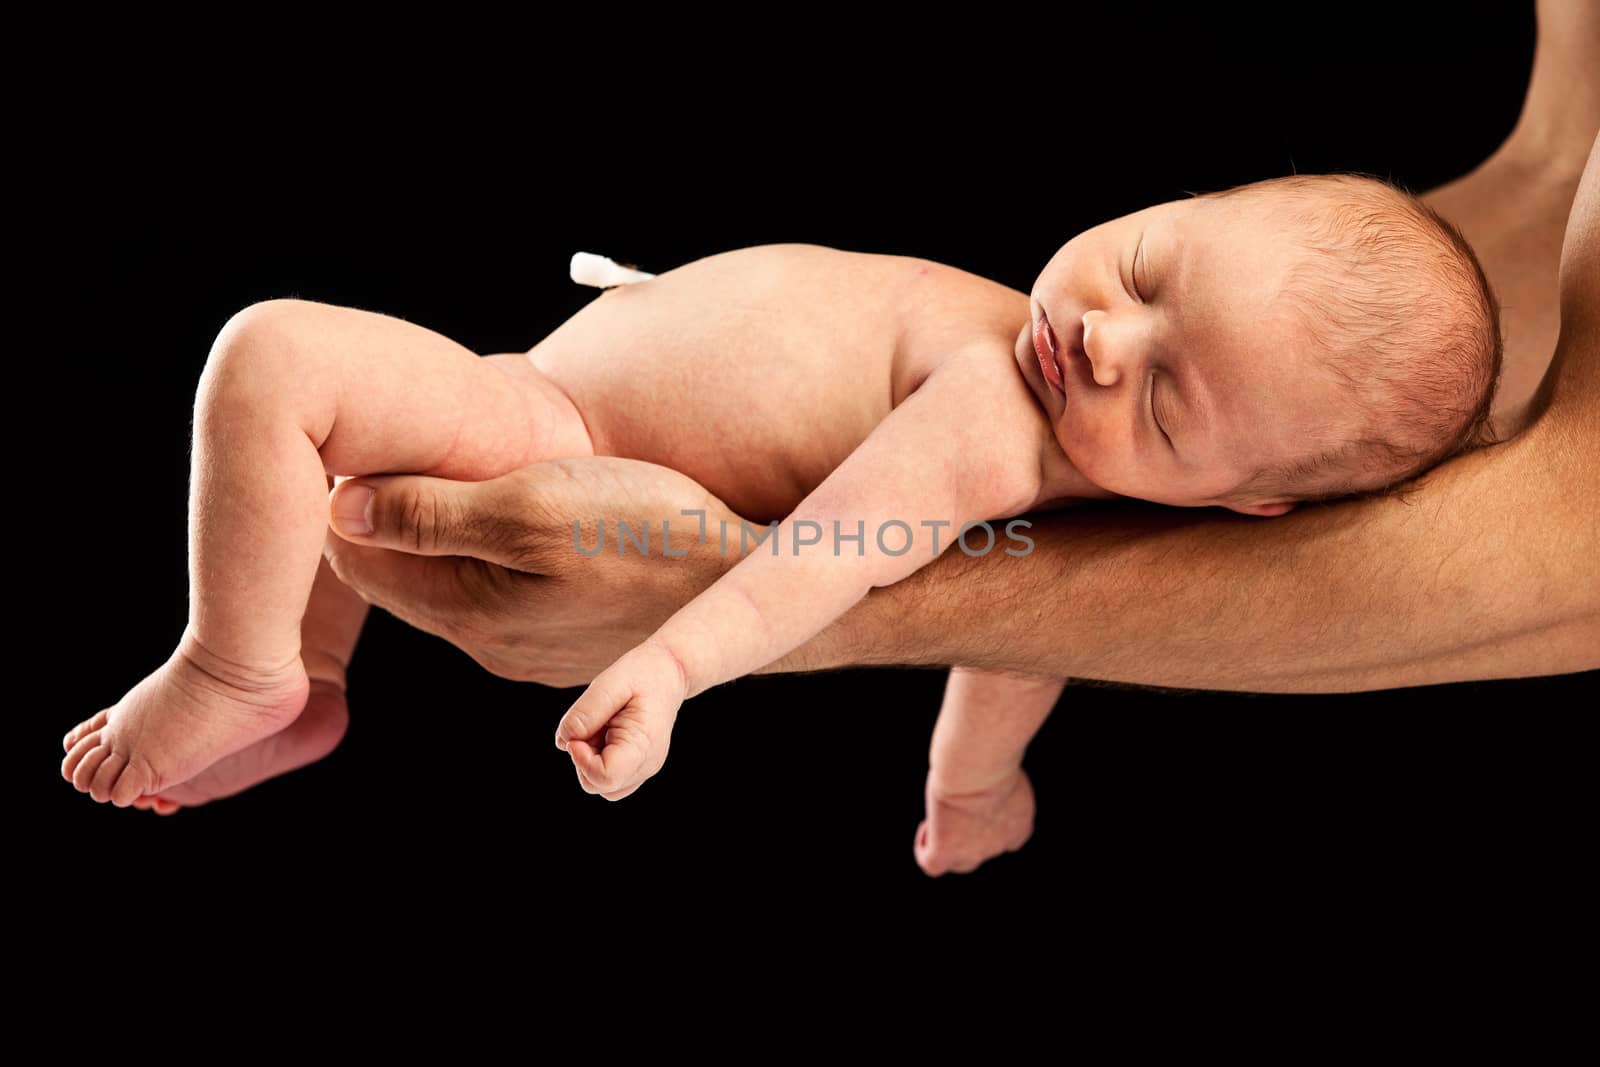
323;6;1597;692
1422;0;1600;439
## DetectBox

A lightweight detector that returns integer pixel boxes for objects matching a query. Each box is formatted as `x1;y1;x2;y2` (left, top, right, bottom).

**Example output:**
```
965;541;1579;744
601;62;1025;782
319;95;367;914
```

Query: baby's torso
530;243;1035;521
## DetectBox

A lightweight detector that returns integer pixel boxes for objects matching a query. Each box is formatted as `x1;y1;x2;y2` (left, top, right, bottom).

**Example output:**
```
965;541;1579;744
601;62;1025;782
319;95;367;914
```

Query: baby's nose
1080;309;1122;387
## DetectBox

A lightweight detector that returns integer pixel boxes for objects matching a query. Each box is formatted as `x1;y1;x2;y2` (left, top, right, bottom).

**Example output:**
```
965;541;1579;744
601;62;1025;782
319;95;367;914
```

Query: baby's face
1017;194;1357;515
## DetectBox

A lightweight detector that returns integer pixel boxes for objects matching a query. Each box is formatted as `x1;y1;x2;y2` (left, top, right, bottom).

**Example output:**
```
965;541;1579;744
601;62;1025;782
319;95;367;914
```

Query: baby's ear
1229;500;1296;517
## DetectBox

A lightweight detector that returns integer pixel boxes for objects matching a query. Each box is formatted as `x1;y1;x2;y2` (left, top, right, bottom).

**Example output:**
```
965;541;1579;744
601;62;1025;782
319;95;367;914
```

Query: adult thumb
329;474;494;558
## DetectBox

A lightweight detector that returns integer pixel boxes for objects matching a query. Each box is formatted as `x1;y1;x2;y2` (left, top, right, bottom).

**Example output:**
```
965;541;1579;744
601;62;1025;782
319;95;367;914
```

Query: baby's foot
124;679;349;815
913;768;1036;877
61;630;310;807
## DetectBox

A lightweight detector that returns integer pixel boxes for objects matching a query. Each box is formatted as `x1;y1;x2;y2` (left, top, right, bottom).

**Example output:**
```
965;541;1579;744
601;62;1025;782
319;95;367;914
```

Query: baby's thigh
217;299;592;482
477;349;594;457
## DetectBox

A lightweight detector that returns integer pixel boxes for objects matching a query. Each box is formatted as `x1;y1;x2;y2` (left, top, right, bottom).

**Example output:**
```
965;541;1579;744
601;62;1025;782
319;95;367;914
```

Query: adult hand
323;457;738;687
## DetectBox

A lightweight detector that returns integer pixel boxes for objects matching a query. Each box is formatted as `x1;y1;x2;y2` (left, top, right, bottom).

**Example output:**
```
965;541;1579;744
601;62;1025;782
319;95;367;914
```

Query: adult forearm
774;424;1596;690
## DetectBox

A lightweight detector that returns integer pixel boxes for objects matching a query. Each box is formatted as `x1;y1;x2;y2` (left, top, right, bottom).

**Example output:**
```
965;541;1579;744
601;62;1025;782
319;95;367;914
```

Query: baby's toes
88;750;131;804
130;795;181;816
62;731;104;784
108;759;155;807
914;822;953;876
69;741;112;795
63;709;109;753
67;740;153;806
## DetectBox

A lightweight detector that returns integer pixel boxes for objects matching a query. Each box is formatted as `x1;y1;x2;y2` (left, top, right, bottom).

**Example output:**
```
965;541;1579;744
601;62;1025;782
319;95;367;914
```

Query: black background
30;6;1593;941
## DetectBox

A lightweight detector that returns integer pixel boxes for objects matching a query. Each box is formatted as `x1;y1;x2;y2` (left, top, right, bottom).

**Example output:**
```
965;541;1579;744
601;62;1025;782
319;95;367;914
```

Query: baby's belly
530;244;910;522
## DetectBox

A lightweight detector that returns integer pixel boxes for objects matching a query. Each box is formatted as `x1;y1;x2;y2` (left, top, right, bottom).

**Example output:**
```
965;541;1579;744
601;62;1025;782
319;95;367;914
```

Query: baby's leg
913;666;1065;876
62;299;590;806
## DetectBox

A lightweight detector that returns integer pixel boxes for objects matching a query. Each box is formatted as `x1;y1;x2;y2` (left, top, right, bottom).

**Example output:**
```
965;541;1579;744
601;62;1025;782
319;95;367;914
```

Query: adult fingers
321;532;499;635
327;474;535;568
331;457;743;576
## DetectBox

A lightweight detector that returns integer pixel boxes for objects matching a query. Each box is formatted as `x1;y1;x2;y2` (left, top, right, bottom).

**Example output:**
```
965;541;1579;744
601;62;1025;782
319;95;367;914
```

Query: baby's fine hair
1199;173;1504;509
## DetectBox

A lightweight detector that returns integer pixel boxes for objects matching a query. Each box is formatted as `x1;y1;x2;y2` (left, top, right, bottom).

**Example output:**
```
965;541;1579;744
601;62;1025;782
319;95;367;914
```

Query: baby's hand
913;767;1036;876
554;641;688;801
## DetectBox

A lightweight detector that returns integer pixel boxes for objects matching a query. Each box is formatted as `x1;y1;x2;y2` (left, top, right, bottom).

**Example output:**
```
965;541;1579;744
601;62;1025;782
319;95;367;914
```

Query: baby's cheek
1053;422;1098;480
1058;419;1133;494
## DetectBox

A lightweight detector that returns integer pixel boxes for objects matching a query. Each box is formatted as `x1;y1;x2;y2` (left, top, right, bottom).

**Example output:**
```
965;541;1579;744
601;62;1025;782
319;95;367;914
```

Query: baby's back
532;243;1028;521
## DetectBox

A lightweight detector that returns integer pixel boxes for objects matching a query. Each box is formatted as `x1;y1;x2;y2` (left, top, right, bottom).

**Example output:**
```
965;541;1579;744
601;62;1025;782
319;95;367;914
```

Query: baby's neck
1035;438;1125;508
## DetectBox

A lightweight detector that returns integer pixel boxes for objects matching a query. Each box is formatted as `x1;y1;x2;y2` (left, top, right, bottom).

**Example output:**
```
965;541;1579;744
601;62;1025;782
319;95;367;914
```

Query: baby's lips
1033;311;1066;393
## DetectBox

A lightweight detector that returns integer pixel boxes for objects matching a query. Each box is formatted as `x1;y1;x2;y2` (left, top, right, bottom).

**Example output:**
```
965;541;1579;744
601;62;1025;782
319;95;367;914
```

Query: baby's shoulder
891;259;1031;402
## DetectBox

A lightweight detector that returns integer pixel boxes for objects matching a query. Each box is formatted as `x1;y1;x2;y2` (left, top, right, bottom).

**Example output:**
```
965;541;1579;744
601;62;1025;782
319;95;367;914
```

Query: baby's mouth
1033;309;1066;395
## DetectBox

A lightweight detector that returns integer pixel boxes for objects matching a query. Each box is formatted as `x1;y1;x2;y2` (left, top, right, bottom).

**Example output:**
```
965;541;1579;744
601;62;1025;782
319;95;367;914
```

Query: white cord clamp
570;251;656;288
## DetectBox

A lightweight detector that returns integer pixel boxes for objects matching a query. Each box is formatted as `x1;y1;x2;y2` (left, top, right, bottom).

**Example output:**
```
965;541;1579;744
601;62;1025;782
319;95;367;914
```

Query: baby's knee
212;297;313;352
197;299;328;411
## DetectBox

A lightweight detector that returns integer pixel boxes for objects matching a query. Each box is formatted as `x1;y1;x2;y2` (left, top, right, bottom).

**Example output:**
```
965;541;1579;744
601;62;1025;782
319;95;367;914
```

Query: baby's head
1018;173;1503;516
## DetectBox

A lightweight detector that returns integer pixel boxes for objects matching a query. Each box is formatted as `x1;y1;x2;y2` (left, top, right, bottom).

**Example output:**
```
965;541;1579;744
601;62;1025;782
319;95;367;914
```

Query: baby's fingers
569;735;650;798
572;750;645;802
554;679;626;753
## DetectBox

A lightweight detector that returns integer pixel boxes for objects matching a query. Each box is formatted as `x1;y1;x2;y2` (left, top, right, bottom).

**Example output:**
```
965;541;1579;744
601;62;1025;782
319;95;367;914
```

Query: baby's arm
554;342;1046;799
928;668;1064;796
914;667;1065;875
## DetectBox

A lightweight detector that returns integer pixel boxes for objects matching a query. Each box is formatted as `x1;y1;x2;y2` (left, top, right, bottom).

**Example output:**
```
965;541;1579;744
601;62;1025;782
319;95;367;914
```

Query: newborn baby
61;175;1501;863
